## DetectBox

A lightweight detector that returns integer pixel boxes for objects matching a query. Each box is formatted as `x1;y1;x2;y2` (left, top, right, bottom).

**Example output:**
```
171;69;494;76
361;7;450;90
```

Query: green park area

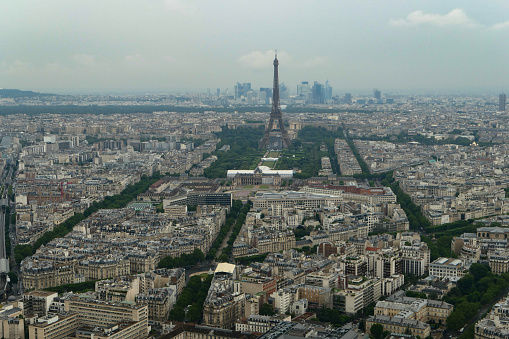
274;126;343;178
204;126;265;178
204;125;344;179
266;151;280;158
260;161;277;168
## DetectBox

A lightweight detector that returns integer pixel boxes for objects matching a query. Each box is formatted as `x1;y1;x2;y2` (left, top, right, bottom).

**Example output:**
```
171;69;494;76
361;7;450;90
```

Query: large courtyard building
227;166;294;186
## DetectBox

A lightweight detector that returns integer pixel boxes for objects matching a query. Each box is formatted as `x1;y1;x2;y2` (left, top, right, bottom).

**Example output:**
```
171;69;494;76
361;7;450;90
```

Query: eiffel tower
259;52;291;150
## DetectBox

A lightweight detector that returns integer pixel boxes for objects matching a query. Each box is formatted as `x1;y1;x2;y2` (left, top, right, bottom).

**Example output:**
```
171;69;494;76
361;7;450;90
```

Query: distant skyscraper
259;52;291;150
247;91;254;105
344;93;352;104
260;87;272;103
234;82;251;99
500;93;506;111
259;90;267;104
297;81;310;99
374;88;381;100
217;88;220;97
312;81;324;104
325;80;332;101
280;82;289;100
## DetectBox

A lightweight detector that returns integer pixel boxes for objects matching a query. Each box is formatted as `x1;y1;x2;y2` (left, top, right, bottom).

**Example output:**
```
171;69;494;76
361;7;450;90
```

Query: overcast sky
2;0;509;95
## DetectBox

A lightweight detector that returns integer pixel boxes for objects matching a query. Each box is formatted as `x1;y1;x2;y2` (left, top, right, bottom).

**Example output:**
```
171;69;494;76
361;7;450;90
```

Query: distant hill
0;89;54;98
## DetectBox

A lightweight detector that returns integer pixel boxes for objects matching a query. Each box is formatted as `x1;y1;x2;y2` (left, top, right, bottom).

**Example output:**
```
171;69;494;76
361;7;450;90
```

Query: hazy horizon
2;1;509;95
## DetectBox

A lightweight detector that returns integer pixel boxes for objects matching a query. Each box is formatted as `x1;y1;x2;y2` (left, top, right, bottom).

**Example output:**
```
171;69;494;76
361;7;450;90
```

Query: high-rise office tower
312;82;324;104
374;88;381;100
234;82;251;99
500;93;506;111
280;82;289;100
259;52;291;150
325;80;332;101
297;81;310;98
344;93;352;104
260;87;272;99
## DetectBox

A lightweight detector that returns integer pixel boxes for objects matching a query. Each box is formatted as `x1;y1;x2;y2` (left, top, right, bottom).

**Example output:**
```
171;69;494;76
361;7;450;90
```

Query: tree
186;304;202;322
370;323;384;339
457;274;475;295
447;311;466;331
260;303;275;316
169;306;185;321
358;319;365;332
8;271;18;284
469;263;491;281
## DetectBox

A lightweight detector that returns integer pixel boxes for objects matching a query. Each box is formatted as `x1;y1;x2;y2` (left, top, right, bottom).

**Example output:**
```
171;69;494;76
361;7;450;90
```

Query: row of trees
4;206;11;258
375;171;432;232
44;280;97;294
169;274;213;323
355;130;493;147
218;202;251;261
445;264;509;332
344;136;371;175
157;249;205;269
14;172;162;263
205;200;244;261
0;104;385;116
426;219;479;235
389;182;431;231
234;253;269;266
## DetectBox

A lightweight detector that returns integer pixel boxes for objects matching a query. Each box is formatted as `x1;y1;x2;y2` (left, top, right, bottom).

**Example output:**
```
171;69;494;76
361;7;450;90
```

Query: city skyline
2;1;509;94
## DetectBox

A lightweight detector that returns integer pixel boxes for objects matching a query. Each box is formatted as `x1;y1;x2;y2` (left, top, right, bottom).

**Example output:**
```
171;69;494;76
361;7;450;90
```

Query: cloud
299;56;328;68
390;9;480;28
164;0;195;14
238;50;284;69
3;60;32;73
492;21;509;30
72;54;96;66
162;55;177;63
124;54;144;63
238;50;327;69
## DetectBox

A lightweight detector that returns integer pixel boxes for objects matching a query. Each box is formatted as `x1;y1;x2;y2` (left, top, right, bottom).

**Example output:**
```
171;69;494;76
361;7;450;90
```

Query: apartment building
429;257;465;278
29;313;79;339
376;294;453;323
335;276;381;314
136;288;176;323
165;323;258;339
367;315;431;338
63;296;149;338
22;290;58;317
